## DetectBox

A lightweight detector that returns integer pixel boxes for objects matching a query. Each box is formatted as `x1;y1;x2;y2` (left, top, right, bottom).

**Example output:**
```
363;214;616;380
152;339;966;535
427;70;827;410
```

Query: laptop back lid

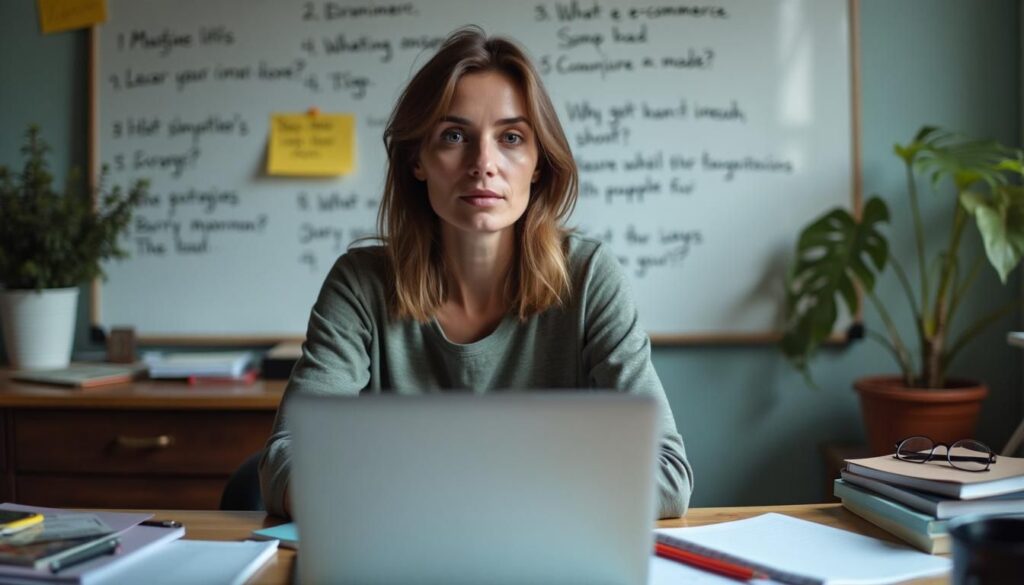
289;392;659;585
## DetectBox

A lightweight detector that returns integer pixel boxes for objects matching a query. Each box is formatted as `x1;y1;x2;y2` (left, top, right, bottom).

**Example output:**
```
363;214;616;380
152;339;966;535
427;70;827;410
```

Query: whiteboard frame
88;0;863;346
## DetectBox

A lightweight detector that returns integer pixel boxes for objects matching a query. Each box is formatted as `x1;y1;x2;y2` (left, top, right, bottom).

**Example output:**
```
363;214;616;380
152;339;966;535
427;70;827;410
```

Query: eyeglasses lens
949;439;992;471
897;436;934;462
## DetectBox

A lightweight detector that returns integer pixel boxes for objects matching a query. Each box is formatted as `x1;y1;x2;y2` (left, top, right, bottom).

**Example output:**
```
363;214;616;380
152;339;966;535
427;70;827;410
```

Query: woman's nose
468;139;497;177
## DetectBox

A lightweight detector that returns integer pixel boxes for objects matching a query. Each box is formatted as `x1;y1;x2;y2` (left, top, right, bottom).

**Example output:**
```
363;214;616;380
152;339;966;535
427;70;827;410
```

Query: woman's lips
461;190;504;207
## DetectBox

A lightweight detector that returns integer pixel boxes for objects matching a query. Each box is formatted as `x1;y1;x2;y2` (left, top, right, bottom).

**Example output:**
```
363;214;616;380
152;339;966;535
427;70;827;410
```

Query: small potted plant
0;125;148;370
781;126;1023;455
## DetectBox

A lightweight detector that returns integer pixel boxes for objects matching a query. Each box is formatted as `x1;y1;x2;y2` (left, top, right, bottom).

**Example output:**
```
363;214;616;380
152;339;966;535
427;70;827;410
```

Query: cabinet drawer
14;410;273;475
0;412;7;472
17;475;227;509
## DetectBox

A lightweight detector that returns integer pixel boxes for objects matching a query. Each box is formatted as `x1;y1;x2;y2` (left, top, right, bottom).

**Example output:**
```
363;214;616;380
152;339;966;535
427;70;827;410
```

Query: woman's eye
440;129;464;143
502;132;524;145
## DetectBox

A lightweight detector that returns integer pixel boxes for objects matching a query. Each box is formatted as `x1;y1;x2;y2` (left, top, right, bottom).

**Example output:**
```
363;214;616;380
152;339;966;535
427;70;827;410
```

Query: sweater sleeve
578;243;694;518
258;252;376;517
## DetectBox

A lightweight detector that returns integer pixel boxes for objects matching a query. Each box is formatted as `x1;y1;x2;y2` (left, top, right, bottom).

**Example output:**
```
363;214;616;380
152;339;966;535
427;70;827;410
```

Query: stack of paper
143;352;255;379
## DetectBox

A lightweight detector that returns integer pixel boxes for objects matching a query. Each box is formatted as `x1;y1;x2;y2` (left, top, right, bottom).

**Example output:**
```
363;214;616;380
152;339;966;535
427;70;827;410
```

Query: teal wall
1;1;1021;507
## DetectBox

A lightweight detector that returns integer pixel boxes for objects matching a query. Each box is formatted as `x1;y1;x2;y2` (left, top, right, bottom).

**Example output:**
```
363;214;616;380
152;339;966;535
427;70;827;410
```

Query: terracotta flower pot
854;375;988;456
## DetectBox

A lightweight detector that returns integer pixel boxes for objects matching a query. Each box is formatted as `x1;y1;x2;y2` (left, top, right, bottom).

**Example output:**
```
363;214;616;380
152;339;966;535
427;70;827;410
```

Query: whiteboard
92;0;857;342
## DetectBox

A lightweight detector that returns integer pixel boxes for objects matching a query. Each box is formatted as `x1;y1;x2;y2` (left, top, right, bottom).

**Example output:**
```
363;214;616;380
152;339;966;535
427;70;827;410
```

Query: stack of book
836;452;1024;553
143;351;258;384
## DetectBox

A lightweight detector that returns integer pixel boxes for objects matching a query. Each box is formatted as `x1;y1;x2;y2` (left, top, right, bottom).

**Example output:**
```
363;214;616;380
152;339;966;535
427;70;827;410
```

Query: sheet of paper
37;0;107;34
656;513;950;585
267;113;355;176
99;539;278;585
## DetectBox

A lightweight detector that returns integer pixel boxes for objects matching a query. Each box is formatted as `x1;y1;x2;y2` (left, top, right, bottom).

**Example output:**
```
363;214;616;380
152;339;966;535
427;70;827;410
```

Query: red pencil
654;542;768;581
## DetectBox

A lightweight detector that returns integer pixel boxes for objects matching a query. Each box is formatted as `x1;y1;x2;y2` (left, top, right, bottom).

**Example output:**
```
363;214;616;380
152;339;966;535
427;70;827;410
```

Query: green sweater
259;235;693;518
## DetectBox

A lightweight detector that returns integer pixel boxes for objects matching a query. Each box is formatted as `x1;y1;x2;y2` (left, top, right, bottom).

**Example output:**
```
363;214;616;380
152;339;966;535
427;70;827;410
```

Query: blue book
834;480;947;535
250;523;297;549
836;479;953;553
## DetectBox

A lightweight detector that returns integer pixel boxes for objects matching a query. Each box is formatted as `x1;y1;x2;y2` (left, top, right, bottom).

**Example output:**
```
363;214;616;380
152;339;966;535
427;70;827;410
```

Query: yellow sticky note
37;0;107;34
267;113;355;176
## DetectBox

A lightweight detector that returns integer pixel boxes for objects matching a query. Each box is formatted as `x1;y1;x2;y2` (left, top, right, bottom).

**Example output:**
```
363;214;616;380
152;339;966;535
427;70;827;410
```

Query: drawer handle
115;435;175;449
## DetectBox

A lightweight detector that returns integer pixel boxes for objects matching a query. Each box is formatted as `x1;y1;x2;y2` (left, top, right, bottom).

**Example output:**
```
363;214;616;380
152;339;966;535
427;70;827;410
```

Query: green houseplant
781;126;1023;454
0;125;147;369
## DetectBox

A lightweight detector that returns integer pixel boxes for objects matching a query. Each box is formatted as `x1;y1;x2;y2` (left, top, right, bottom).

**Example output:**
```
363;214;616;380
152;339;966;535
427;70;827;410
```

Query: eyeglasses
893;435;997;472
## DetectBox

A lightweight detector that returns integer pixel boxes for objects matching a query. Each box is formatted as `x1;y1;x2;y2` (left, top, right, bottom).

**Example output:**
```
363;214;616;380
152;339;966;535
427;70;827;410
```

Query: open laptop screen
289;392;660;585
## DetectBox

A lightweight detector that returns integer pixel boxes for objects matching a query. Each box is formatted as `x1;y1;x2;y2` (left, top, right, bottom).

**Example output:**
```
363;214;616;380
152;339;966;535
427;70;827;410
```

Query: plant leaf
908;127;1012;191
963;186;1024;283
780;197;890;373
894;126;940;164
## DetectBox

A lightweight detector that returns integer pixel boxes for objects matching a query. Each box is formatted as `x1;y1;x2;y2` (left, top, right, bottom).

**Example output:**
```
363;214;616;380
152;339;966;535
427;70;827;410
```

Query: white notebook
653;513;950;585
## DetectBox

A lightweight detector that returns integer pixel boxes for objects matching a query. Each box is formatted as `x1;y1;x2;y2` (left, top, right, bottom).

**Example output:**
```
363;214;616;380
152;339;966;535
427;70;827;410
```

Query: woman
259;27;693;519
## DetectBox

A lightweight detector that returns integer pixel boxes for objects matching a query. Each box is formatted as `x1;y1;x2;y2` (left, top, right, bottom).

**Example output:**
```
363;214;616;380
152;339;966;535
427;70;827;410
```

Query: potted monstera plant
781;126;1023;455
0;125;147;369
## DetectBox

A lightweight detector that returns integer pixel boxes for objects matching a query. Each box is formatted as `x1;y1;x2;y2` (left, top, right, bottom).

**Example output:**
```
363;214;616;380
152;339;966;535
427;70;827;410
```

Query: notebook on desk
288;392;661;585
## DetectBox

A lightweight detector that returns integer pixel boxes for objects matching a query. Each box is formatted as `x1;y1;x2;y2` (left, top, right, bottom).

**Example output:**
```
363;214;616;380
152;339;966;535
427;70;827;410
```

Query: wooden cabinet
0;375;283;509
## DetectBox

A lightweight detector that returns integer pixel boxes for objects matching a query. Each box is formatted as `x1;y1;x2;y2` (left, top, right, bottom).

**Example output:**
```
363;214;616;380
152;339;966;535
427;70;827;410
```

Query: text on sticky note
268;113;355;176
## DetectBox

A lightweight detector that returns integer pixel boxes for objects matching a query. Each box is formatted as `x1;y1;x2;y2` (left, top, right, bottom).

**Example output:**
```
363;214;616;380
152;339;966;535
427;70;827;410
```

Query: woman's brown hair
379;26;578;322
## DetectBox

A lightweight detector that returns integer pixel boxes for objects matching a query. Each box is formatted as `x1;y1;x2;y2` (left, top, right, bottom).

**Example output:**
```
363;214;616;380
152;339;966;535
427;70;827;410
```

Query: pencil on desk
654;541;768;581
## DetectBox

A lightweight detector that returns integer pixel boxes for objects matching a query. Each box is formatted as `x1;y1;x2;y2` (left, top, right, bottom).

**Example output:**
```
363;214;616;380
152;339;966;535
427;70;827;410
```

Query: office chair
219;451;265;511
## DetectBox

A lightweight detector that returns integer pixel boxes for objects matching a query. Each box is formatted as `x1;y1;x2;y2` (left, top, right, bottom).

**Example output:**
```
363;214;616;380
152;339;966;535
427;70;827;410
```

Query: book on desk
845;451;1024;499
841;469;1024;518
10;363;146;389
834;479;951;554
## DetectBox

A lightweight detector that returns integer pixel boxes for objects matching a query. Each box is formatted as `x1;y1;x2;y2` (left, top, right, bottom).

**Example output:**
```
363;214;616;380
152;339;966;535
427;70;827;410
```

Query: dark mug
948;515;1024;585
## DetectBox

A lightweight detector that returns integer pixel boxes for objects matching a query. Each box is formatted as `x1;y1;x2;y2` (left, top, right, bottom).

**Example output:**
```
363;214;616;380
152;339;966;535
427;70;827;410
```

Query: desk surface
150;504;947;585
0;372;285;409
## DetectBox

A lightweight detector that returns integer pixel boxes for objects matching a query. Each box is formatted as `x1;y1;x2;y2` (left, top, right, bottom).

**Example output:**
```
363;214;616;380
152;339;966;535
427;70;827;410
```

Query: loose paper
267;113;355;176
37;0;107;34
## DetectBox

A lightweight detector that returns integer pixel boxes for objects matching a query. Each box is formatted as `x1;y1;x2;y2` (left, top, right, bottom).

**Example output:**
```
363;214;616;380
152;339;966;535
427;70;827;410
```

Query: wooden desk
0;374;285;509
157;503;947;585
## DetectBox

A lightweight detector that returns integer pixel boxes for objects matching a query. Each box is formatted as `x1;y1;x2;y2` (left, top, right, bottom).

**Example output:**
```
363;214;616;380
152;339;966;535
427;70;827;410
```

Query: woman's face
414;70;539;238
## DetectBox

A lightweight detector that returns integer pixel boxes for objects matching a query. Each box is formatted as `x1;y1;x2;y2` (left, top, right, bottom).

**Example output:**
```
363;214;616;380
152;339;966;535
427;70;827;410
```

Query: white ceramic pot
0;287;79;370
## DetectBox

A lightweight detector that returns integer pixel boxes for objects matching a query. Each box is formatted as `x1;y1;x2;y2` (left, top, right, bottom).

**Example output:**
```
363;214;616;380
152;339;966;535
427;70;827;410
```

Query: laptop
288;392;660;585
